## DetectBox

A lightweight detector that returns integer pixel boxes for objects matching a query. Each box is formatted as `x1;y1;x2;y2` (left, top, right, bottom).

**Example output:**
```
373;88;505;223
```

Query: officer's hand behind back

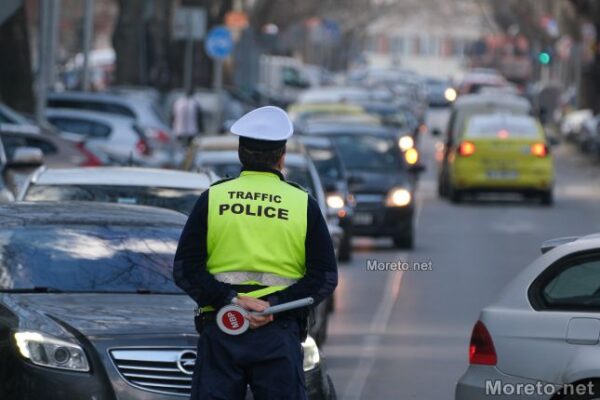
236;296;273;329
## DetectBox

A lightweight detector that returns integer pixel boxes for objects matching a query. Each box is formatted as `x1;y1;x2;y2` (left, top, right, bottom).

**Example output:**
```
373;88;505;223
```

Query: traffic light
538;51;551;65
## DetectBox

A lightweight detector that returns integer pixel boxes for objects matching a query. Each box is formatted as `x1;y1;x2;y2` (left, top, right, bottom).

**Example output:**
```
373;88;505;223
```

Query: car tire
338;234;352;262
450;188;463;203
437;178;447;198
540;190;554;206
393;232;414;249
315;314;328;346
556;380;600;399
327;375;337;400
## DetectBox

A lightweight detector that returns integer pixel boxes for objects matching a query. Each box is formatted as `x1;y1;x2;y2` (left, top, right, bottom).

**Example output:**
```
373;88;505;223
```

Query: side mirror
431;128;441;137
409;164;426;174
7;147;44;168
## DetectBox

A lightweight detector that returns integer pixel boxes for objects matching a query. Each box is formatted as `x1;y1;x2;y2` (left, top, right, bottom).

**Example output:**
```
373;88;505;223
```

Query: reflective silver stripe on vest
213;272;298;287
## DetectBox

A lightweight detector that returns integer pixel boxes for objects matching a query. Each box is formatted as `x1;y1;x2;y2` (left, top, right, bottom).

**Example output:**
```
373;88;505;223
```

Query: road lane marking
342;267;404;400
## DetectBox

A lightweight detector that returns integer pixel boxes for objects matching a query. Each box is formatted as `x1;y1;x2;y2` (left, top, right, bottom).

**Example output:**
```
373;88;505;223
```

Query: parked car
301;121;417;248
47;91;178;163
46;109;175;167
560;109;593;143
437;93;533;198
456;234;600;399
18;167;215;214
192;140;340;345
0;202;336;400
0;124;96;196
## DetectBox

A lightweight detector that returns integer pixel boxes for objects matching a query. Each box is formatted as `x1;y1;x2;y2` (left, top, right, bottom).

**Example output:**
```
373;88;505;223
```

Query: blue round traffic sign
205;26;233;60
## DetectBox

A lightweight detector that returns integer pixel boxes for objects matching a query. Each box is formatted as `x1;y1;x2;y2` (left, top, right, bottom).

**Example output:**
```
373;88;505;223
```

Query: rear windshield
24;185;204;215
305;146;343;183
465;115;540;138
0;225;182;294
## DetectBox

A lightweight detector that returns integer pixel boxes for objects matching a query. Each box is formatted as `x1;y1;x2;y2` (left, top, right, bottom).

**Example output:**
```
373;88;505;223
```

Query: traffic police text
218;191;289;220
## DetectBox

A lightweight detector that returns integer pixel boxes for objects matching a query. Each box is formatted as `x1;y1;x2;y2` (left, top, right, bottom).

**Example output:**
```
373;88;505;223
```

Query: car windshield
0;225;182;294
24;185;204;215
330;134;401;172
466;115;540;138
305;147;343;183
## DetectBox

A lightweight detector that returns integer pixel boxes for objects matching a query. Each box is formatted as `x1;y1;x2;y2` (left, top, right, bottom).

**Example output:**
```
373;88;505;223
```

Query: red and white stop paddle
216;297;314;335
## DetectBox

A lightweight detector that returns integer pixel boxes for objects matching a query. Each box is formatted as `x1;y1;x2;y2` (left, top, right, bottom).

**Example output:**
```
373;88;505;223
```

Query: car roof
197;135;304;154
45;108;136;123
302;122;391;136
0;202;187;227
454;93;531;110
197;151;308;167
48;91;140;105
32;167;213;189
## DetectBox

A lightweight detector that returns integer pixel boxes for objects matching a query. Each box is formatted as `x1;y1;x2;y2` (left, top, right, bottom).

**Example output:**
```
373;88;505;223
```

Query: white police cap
231;106;293;143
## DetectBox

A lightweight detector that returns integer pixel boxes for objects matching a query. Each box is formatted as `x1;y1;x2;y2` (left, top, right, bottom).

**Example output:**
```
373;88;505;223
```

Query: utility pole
81;0;94;91
36;0;51;124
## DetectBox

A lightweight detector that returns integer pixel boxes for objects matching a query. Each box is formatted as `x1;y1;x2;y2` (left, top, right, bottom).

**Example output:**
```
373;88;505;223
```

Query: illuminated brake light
531;143;548;157
458;141;476;157
497;129;509;139
469;321;497;365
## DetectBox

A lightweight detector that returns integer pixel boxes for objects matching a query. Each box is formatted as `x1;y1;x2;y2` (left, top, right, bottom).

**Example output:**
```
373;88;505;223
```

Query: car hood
4;293;197;338
347;170;409;194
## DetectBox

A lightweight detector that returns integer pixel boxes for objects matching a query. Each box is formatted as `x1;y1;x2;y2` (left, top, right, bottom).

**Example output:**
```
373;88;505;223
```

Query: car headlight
404;148;419;165
398;136;414;151
444;87;457;102
302;336;321;371
385;188;412;207
326;193;345;209
14;331;90;372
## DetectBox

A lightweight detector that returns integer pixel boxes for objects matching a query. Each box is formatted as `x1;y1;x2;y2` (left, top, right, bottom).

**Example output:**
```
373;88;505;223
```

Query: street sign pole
183;14;194;94
205;26;233;134
36;0;50;124
81;0;94;91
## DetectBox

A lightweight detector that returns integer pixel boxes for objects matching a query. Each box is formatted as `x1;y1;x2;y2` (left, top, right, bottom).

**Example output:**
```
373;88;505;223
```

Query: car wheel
540;190;554;206
327;375;337;400
437;178;447;198
393;232;414;249
338;234;352;262
450;188;463;203
557;380;600;399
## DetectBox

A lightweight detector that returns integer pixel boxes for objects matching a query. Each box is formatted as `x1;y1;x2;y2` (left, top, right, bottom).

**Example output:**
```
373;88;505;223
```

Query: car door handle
566;318;600;345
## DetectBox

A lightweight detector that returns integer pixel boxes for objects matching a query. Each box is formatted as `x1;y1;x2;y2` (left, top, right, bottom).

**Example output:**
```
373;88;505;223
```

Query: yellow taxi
447;113;554;205
287;103;368;124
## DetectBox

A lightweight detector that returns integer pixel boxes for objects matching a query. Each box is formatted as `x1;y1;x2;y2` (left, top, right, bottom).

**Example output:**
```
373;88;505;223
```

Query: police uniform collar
241;167;284;181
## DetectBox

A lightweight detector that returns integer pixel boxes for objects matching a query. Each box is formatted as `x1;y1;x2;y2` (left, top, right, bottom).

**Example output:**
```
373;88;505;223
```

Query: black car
0;202;336;399
298;136;355;261
302;122;417;249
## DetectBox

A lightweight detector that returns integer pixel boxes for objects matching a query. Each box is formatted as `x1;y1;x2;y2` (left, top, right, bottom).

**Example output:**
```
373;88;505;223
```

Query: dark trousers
191;318;307;400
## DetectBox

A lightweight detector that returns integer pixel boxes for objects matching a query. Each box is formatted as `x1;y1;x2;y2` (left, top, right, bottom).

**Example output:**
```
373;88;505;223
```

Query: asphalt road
323;109;600;399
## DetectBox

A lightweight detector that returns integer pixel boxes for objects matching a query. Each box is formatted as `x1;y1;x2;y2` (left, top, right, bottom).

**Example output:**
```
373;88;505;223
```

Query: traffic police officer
173;106;338;399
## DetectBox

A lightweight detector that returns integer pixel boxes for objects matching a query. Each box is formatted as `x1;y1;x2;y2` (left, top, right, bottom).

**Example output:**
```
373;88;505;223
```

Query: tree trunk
112;0;146;86
0;5;34;114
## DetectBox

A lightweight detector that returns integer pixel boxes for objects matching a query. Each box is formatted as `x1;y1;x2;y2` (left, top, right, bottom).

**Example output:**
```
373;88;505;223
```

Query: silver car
456;235;600;400
46;109;174;167
18;166;216;214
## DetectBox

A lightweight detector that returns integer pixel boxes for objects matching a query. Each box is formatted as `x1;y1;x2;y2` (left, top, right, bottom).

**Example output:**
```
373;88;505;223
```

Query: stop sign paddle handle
252;297;314;316
216;297;314;335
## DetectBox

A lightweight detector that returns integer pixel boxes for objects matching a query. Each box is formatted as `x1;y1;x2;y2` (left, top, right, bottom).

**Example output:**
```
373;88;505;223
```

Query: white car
46;109;175;167
18;167;216;214
456;235;600;400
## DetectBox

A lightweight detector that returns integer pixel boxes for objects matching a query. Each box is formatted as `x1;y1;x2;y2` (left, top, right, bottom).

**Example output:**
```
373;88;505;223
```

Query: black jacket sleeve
267;195;338;307
173;190;234;309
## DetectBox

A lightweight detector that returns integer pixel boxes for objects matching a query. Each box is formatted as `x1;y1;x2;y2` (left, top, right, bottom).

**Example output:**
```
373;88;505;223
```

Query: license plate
354;212;373;225
486;170;518;180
